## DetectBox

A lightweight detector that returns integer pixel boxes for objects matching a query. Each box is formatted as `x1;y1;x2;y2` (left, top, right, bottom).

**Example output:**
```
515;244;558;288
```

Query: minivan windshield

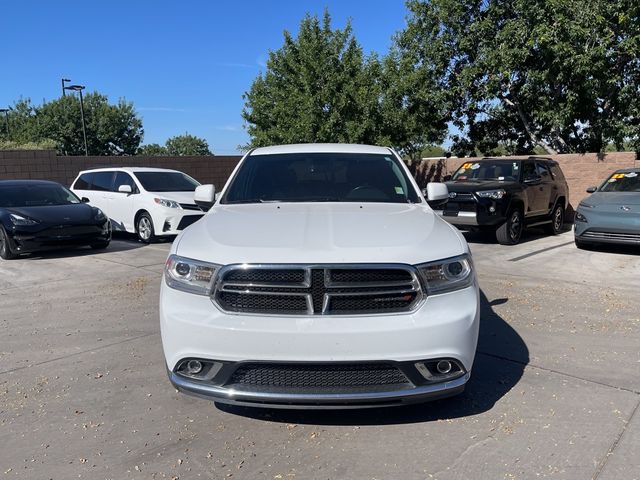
0;184;81;207
133;172;200;192
451;160;521;181
599;172;640;192
222;152;421;204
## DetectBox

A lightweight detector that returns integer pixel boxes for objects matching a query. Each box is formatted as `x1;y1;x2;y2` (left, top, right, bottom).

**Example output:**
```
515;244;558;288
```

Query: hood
582;192;640;207
7;203;97;225
175;203;467;265
446;179;520;193
149;191;198;205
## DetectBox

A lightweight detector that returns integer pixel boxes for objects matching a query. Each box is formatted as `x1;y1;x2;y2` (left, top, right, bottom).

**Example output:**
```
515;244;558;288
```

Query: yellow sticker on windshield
461;162;473;170
394;186;404;194
612;173;625;179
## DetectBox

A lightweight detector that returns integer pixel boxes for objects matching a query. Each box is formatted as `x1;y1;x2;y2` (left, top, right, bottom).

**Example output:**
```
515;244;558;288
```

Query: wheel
544;204;564;235
496;208;524;245
0;226;17;260
136;212;155;243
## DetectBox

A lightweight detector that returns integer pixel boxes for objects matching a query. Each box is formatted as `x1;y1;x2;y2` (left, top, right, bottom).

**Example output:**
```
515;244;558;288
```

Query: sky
0;0;409;154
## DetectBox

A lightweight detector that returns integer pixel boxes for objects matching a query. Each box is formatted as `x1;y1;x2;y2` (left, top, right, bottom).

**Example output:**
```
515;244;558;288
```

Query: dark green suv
435;157;569;245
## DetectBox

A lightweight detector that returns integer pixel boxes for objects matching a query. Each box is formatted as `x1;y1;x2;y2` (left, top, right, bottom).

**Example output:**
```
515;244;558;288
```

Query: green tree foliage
0;94;143;155
137;143;168;156
165;133;212;156
242;11;394;149
396;0;640;155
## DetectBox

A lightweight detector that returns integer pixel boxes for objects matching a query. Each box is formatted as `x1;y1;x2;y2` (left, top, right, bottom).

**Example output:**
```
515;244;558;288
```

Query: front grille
37;225;100;237
213;264;422;315
226;363;412;392
177;214;204;230
179;203;203;211
451;193;475;201
582;230;640;243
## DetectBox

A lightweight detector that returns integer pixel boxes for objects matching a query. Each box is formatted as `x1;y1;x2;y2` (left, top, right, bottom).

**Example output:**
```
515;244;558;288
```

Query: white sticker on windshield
394;186;404;194
498;176;505;181
471;163;481;170
513;162;519;170
625;172;638;178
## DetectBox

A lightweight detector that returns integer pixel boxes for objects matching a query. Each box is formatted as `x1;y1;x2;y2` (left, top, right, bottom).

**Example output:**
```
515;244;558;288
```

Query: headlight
164;254;221;295
154;198;181;209
416;254;475;294
9;213;39;226
94;208;107;221
476;189;506;200
574;211;588;223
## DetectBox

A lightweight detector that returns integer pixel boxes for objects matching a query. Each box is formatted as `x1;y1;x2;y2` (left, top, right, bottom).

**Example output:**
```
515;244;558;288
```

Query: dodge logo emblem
621;206;631;212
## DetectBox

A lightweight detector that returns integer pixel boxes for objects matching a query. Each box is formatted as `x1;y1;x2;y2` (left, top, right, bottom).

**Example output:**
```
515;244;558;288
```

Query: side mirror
443;174;452;182
586;186;597;193
194;184;216;210
118;184;132;194
425;182;449;208
81;197;90;203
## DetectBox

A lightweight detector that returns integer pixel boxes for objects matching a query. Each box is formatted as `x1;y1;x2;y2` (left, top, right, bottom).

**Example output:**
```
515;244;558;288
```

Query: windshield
599;172;640;192
0;184;81;207
134;172;200;192
451;160;521;181
222;152;421;204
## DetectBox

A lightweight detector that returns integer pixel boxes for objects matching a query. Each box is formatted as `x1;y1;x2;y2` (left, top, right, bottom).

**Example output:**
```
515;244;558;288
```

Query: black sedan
0;180;111;259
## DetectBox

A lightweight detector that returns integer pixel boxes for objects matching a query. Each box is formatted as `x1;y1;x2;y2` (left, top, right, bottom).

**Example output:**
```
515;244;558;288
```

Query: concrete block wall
0;150;242;190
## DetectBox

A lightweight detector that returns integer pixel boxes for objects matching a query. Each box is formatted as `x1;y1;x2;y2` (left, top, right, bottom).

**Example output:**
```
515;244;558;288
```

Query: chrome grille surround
582;230;640;243
212;264;424;316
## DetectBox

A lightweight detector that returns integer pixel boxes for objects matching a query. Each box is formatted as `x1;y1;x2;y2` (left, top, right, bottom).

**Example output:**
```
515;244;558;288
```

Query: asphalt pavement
1;228;639;480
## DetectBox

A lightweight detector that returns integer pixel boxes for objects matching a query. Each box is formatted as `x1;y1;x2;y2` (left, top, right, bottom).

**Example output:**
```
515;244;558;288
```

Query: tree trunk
502;96;558;155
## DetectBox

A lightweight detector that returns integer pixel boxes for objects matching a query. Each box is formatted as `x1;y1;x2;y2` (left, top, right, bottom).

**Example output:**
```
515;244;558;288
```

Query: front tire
496;208;524;245
136;212;156;244
0;226;17;260
544;204;564;235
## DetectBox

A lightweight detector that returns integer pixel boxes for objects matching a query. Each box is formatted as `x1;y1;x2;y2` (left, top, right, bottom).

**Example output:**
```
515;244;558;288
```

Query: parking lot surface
1;229;639;479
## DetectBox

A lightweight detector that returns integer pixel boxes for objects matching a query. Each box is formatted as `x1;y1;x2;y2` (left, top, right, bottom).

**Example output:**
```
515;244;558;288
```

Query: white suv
160;144;480;408
71;167;205;242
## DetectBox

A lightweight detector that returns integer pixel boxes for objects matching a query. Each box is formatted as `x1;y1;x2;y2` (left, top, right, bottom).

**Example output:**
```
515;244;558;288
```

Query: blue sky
1;1;408;154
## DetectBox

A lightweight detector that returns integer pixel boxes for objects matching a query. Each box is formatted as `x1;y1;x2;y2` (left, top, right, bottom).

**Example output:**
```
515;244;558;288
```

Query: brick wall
0;150;242;189
410;152;639;210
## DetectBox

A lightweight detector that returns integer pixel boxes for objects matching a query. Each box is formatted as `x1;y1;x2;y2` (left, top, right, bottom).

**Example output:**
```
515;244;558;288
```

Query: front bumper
574;210;640;245
168;367;470;409
151;210;204;236
435;210;478;226
160;280;480;408
7;221;111;254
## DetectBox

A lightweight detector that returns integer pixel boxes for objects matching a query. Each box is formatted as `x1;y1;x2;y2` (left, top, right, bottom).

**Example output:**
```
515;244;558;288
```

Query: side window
91;172;115;192
550;164;565;181
522;161;537;181
73;173;93;190
536;162;551;179
114;172;138;193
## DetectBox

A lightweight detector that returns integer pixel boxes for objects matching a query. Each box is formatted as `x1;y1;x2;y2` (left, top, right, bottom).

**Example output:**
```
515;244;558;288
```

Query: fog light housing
415;359;464;382
175;359;222;380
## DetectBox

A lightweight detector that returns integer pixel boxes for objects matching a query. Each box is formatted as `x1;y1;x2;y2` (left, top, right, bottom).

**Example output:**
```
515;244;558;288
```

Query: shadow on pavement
216;290;529;426
17;232;170;260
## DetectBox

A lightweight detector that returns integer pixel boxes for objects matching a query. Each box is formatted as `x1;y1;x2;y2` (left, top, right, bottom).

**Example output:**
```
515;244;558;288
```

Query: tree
396;0;640;154
137;143;168;156
242;11;387;149
165;133;212;156
0;94;143;155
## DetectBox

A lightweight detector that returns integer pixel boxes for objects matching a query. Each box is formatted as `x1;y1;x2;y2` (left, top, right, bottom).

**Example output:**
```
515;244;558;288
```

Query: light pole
0;107;10;135
61;78;71;97
63;84;88;156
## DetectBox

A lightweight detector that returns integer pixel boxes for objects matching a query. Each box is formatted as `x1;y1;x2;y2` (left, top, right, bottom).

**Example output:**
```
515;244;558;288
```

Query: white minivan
71;167;205;242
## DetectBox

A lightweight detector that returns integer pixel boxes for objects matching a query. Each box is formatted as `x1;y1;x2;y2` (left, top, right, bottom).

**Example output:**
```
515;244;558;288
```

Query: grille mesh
214;265;421;315
228;363;410;390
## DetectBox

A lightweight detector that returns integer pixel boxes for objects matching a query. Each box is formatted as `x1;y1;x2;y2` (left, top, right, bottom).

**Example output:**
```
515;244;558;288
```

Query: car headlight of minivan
164;255;221;295
9;213;39;226
154;198;181;209
476;189;506;200
416;254;475;294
